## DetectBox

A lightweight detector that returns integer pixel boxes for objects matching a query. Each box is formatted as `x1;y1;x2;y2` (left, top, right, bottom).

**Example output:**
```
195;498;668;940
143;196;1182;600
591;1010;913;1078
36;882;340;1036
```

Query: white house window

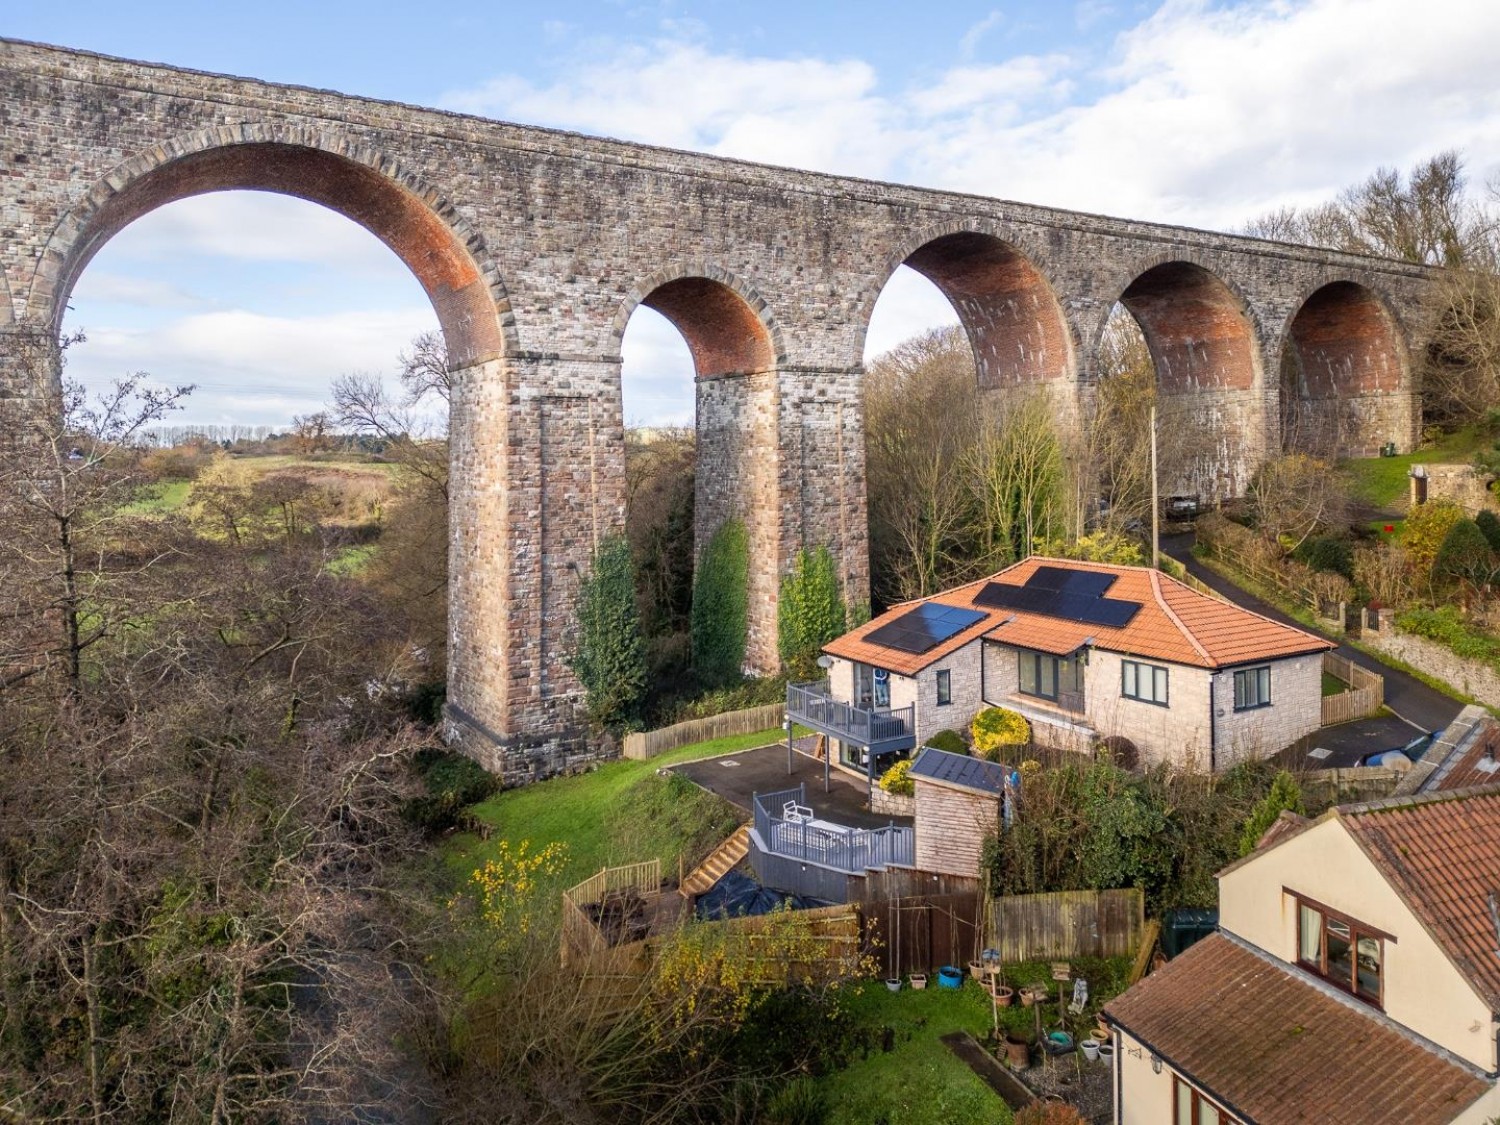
936;669;952;706
1122;660;1169;705
1233;666;1272;710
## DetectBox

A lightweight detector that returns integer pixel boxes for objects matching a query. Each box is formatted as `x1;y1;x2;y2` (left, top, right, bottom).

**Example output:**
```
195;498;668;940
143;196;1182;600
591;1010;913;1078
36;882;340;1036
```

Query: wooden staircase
679;822;751;898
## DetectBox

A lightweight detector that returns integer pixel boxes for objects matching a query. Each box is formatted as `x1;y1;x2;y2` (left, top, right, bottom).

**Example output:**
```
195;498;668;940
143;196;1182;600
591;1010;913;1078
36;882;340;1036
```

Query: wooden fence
561;859;662;966
990;887;1144;962
865;891;987;978
1320;651;1384;726
1198;540;1345;630
623;703;786;760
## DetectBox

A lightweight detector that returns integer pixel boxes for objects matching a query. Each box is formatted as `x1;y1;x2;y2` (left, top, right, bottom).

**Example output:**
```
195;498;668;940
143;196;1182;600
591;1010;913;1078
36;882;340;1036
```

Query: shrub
403;748;499;832
1397;605;1500;670
971;707;1030;760
777;545;847;678
568;535;648;730
1015;1102;1087;1125
1402;500;1465;575
1432;517;1497;592
763;1077;829;1125
691;519;749;687
1477;509;1500;552
1293;535;1354;580
878;759;914;796
1238;770;1305;856
925;728;968;755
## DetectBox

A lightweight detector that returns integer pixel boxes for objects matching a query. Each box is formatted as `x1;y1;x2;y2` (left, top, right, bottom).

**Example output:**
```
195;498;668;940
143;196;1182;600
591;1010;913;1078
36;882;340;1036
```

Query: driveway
1160;532;1462;745
670;743;912;830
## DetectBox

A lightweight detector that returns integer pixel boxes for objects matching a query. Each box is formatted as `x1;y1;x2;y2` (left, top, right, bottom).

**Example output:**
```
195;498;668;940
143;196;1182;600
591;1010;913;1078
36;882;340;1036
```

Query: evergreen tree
569;535;647;730
1238;771;1306;856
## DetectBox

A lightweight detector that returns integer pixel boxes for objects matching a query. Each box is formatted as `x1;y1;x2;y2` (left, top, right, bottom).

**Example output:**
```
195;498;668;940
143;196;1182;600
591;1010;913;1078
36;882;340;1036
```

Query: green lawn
1344;425;1491;511
1322;671;1346;697
325;543;377;577
445;727;783;887
823;981;1013;1125
120;479;193;515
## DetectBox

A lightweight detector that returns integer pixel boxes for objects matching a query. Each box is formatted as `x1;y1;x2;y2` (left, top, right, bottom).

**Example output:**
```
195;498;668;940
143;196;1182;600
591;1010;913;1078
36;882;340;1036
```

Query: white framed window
1122;659;1169;706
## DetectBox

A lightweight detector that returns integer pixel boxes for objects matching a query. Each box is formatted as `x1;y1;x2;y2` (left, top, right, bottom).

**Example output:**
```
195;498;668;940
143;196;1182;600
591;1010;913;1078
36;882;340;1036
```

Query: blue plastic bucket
937;965;963;989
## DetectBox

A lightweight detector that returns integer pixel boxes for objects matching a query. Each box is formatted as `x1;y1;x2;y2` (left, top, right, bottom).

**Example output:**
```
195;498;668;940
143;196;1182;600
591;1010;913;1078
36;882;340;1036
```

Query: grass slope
1344;426;1490;511
446;728;779;886
824;981;1013;1125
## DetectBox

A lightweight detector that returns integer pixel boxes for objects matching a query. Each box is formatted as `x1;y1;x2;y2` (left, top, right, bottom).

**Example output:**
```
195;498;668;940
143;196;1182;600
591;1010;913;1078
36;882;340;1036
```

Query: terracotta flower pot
910;973;928;990
968;960;984;979
1004;1035;1031;1069
992;985;1014;1007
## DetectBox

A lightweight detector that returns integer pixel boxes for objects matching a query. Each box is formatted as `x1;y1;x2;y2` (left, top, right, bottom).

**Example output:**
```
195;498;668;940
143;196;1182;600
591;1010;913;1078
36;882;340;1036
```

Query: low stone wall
1361;630;1500;709
871;788;915;817
444;702;606;786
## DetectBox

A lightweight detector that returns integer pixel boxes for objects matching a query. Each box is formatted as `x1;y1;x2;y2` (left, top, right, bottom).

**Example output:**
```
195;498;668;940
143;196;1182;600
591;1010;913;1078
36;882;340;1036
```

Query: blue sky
9;0;1500;427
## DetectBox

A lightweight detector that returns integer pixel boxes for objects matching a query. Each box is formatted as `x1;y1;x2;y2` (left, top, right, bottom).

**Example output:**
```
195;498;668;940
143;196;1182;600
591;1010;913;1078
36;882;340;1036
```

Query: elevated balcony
786;680;916;757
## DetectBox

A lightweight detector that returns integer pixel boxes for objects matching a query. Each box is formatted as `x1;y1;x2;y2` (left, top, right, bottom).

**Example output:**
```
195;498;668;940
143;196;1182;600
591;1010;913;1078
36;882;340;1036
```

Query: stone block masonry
0;38;1441;781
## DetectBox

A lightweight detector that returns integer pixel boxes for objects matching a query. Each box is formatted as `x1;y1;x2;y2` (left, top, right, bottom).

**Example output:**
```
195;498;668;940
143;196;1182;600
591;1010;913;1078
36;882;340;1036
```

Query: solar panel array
973;566;1143;629
864;602;988;655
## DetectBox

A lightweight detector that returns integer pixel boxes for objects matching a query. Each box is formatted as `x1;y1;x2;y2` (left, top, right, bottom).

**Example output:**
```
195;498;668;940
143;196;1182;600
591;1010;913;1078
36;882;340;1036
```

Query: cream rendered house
1104;787;1500;1125
787;556;1333;783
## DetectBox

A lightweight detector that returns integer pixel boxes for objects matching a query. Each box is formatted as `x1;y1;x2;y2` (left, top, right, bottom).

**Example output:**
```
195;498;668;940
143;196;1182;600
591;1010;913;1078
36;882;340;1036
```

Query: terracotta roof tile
1423;721;1500;794
823;557;1332;674
1104;933;1488;1125
1342;788;1500;1011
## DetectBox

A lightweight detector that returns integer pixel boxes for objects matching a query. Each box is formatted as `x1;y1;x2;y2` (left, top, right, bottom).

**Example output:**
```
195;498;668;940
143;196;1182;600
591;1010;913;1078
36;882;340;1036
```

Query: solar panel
864;602;987;655
972;569;1142;629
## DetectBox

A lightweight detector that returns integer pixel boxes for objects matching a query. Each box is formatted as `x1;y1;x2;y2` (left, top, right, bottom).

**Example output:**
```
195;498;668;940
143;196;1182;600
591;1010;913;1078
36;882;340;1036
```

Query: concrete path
1160;532;1463;747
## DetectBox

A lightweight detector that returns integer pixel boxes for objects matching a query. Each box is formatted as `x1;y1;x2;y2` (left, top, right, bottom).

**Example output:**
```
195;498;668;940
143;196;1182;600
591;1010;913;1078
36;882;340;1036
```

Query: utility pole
1150;402;1160;569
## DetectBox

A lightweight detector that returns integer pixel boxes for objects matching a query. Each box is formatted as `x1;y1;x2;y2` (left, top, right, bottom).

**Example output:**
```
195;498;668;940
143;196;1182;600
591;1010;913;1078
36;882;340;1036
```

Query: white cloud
67;306;437;427
70;272;206;310
864;267;961;364
621;306;695;427
959;11;1006;61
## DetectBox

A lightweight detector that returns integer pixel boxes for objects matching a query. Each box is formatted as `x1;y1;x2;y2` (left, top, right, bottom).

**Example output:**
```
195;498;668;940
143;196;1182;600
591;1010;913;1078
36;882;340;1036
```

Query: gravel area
1020;1054;1113;1124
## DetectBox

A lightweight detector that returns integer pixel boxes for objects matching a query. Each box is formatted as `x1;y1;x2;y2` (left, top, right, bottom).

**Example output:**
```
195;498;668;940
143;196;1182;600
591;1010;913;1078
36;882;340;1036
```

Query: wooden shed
909;747;1007;879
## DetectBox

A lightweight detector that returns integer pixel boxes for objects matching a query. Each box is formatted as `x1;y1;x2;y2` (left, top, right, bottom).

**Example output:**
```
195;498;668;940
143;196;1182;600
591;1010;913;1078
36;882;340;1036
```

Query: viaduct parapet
0;39;1435;777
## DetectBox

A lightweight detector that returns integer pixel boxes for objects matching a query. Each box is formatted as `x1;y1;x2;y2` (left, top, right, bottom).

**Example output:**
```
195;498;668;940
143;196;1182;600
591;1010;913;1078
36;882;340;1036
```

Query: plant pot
1020;985;1047;1007
1004;1035;1031;1069
910;973;928;990
1099;1043;1116;1066
1080;1038;1101;1061
937;965;964;990
968;959;984;979
991;985;1014;1007
885;977;902;993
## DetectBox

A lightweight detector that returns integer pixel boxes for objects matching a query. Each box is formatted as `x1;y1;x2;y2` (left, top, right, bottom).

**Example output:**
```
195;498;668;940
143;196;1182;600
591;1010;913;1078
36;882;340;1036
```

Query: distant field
120;479;192;515
1344;426;1490;511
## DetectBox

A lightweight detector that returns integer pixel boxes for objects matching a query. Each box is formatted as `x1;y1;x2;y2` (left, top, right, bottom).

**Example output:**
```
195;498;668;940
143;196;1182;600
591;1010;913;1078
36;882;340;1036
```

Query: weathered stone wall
1363;629;1500;709
0;38;1441;778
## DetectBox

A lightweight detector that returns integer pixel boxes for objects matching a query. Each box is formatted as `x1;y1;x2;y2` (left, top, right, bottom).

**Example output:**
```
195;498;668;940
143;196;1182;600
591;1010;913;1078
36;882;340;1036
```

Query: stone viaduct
0;39;1436;778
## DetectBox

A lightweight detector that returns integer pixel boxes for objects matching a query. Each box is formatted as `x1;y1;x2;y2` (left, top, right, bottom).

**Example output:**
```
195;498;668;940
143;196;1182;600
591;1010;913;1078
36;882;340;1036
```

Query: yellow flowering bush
464;839;569;936
877;759;914;796
971;707;1030;760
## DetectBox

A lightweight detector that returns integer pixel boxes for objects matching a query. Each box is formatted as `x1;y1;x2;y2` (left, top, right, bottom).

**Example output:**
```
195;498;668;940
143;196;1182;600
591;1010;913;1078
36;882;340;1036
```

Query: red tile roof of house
1340;787;1500;1012
1104;933;1489;1125
823;556;1332;676
1420;719;1500;794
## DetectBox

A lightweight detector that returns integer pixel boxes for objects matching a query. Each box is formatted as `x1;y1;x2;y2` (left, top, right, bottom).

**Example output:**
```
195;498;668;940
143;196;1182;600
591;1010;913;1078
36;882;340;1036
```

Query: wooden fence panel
1320;652;1384;726
990;888;1143;962
867;892;985;977
622;704;787;760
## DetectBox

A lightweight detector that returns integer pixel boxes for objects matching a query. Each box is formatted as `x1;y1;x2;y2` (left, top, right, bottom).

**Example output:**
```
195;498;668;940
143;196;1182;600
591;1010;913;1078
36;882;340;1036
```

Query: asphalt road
1160;532;1464;749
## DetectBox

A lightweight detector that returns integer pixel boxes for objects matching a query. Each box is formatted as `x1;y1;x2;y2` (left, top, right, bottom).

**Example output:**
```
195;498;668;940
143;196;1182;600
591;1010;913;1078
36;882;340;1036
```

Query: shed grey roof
909;746;1007;795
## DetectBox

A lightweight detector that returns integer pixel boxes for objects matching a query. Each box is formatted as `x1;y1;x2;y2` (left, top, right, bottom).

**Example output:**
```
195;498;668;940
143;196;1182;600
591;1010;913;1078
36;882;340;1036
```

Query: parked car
1163;494;1202;520
1360;729;1442;768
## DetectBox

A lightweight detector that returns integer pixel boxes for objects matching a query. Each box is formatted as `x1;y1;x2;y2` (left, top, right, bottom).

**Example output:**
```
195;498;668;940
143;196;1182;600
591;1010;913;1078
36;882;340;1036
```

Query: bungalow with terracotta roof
788;556;1333;779
1103;786;1500;1125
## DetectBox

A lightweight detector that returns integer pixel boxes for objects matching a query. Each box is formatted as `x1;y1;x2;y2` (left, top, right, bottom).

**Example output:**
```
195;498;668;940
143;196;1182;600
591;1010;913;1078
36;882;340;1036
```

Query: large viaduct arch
0;39;1436;778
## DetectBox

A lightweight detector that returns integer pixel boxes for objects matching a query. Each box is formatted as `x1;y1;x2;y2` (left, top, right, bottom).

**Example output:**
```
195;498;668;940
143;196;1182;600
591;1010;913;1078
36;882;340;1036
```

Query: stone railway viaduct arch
0;39;1437;777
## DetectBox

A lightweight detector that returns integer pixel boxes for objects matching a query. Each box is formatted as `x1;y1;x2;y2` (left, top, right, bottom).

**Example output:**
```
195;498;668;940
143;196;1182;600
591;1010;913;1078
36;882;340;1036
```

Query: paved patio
670;743;913;830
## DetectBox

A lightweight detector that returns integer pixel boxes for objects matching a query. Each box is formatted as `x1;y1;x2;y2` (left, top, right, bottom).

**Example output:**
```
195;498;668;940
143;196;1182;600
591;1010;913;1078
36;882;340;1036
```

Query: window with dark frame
1122;659;1169;705
936;669;952;706
1174;1074;1232;1124
1018;650;1082;703
1294;893;1385;1007
1233;665;1271;710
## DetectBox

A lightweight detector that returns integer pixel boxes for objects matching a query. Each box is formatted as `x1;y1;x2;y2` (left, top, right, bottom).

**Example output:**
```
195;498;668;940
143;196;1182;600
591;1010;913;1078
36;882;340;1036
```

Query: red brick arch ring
1090;252;1265;393
856;220;1076;388
24;123;517;371
1276;278;1412;400
611;265;786;380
